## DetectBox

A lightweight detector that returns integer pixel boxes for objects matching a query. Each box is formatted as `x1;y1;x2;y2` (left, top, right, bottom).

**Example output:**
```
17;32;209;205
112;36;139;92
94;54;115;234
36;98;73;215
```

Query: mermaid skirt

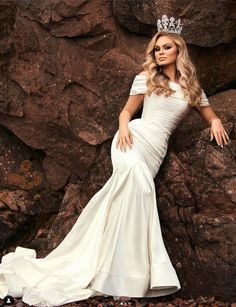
0;119;181;307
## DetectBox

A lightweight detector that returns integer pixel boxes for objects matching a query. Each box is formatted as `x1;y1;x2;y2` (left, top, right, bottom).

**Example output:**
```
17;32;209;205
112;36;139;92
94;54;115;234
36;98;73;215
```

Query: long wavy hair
142;31;204;109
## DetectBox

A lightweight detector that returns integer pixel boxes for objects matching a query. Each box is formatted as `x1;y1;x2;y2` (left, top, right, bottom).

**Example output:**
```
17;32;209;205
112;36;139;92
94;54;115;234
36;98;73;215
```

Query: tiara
157;14;183;34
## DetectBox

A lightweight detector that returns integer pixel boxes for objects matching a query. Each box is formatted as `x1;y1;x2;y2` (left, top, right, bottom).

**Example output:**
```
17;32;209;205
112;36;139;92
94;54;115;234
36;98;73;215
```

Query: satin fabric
0;74;209;306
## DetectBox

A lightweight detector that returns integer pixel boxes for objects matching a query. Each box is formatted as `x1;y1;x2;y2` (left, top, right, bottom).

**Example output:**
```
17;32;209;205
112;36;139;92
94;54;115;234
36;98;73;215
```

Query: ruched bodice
130;74;209;138
141;82;190;136
111;73;210;177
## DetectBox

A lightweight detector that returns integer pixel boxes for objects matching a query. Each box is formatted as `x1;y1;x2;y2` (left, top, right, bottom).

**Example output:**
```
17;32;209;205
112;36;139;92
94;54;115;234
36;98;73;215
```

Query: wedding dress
0;74;210;307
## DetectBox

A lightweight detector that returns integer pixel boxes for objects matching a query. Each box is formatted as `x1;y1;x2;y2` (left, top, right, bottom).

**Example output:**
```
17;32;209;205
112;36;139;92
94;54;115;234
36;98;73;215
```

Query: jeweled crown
157;14;183;34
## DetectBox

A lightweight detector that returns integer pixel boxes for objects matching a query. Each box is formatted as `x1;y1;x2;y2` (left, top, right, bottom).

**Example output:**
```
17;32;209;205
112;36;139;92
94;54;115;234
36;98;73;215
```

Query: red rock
0;0;235;304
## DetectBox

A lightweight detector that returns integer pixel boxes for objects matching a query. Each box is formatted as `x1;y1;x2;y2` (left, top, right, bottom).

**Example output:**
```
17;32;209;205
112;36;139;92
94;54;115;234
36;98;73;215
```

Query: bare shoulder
138;70;149;76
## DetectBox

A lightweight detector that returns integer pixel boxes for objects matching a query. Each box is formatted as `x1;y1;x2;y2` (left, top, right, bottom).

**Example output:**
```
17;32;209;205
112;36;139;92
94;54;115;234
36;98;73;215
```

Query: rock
154;90;236;300
0;0;235;302
47;141;112;250
42;156;70;190
0;0;234;188
112;0;236;47
0;126;63;255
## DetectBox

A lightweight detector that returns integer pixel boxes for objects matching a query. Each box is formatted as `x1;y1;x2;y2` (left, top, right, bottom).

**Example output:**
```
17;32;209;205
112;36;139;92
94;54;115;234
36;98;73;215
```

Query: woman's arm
116;94;144;151
195;105;230;147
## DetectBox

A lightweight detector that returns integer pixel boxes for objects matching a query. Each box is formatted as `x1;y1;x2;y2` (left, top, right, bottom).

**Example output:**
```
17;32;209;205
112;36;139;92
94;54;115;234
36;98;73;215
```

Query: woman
117;33;228;153
0;30;229;306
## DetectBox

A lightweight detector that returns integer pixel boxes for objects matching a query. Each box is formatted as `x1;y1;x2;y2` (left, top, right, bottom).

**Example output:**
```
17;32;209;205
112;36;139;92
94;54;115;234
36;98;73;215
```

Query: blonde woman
117;32;229;153
0;29;229;307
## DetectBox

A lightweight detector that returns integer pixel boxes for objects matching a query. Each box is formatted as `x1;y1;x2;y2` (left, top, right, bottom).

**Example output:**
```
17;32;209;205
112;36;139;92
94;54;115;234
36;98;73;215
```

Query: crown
157;14;183;34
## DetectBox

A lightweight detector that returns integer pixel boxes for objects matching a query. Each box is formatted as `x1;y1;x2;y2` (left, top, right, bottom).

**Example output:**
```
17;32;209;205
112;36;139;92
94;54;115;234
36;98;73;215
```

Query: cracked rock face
0;126;63;254
112;0;236;47
0;0;235;301
156;133;236;299
155;90;236;300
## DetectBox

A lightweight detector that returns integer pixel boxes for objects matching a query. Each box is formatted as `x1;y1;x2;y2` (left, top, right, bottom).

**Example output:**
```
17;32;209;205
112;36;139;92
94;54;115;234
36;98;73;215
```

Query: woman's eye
154;46;171;52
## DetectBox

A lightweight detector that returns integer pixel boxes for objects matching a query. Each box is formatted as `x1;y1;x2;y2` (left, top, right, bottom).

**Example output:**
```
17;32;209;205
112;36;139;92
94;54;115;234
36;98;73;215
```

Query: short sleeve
199;89;210;107
129;74;147;95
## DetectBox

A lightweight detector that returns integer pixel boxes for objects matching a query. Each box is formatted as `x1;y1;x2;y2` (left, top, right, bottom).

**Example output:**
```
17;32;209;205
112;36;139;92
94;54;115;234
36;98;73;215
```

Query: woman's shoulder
129;71;148;95
133;71;149;80
137;71;149;76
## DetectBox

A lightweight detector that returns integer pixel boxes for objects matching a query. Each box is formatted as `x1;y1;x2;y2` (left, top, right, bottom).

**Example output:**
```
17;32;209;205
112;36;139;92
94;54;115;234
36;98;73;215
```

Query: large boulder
112;0;236;46
0;0;235;301
155;89;236;300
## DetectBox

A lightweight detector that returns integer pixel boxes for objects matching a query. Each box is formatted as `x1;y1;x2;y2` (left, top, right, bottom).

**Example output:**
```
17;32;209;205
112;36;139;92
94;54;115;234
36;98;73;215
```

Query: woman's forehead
155;36;174;46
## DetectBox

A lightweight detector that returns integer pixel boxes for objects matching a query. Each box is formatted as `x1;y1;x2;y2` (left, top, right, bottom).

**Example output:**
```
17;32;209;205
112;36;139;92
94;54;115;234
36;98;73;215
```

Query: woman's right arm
116;94;144;151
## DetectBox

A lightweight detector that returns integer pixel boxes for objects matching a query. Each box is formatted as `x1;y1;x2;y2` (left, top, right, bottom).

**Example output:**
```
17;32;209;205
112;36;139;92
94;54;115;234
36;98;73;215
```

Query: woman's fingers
211;130;221;146
127;132;133;149
210;119;230;147
211;130;230;147
116;132;133;151
210;130;214;141
130;132;134;145
121;138;126;152
120;137;125;152
121;137;127;152
217;131;223;146
123;135;132;151
224;130;230;141
221;131;228;145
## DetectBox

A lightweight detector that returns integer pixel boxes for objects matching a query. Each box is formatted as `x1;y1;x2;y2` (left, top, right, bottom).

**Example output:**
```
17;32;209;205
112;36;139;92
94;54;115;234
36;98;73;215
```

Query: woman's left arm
195;106;230;147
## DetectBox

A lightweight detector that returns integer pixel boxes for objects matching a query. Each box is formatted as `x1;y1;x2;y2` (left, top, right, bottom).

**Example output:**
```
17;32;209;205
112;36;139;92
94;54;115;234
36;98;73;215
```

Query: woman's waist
137;116;176;135
128;118;172;139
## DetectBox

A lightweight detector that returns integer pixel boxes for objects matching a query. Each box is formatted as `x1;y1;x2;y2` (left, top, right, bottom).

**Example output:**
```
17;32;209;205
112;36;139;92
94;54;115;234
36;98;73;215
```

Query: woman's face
154;36;178;66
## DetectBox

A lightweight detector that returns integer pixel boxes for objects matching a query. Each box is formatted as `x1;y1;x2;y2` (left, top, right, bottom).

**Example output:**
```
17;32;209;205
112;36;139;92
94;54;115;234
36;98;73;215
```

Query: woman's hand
116;125;133;152
210;118;230;147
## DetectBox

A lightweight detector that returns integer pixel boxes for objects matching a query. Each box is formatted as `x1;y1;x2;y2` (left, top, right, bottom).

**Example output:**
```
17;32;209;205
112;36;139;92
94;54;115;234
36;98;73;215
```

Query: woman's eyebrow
155;43;172;47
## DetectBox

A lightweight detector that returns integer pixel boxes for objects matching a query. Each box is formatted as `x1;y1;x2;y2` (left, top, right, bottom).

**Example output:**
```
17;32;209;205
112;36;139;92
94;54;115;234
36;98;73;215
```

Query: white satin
0;74;209;307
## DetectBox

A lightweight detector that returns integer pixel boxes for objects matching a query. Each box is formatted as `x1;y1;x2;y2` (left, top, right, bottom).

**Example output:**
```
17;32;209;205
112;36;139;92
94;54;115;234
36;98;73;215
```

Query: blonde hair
142;31;204;109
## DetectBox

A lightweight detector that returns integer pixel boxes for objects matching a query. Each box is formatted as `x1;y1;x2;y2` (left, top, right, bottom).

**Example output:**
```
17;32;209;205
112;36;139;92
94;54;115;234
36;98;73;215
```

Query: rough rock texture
0;294;234;307
43;91;236;301
156;90;236;300
0;0;235;302
112;0;236;47
46;140;112;252
0;125;64;254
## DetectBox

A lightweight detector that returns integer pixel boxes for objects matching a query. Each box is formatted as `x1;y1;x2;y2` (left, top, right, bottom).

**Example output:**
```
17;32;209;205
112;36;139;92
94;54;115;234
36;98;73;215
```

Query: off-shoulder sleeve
199;89;210;107
129;74;147;95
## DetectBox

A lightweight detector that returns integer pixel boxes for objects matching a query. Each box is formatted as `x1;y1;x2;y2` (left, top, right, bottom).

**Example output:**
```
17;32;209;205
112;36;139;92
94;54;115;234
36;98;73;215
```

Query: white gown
0;74;210;307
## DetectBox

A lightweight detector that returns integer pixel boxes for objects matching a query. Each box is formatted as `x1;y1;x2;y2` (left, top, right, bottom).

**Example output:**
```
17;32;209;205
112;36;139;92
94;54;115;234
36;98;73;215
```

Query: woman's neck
162;64;178;83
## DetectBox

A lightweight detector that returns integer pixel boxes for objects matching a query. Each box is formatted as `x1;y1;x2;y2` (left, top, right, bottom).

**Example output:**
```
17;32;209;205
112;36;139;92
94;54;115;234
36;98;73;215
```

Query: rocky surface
0;125;64;255
155;90;236;300
0;295;235;307
0;0;235;303
112;0;236;47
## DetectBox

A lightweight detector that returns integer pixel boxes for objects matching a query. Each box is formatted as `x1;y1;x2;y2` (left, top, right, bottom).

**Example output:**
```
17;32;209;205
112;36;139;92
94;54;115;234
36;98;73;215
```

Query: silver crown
157;14;183;34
